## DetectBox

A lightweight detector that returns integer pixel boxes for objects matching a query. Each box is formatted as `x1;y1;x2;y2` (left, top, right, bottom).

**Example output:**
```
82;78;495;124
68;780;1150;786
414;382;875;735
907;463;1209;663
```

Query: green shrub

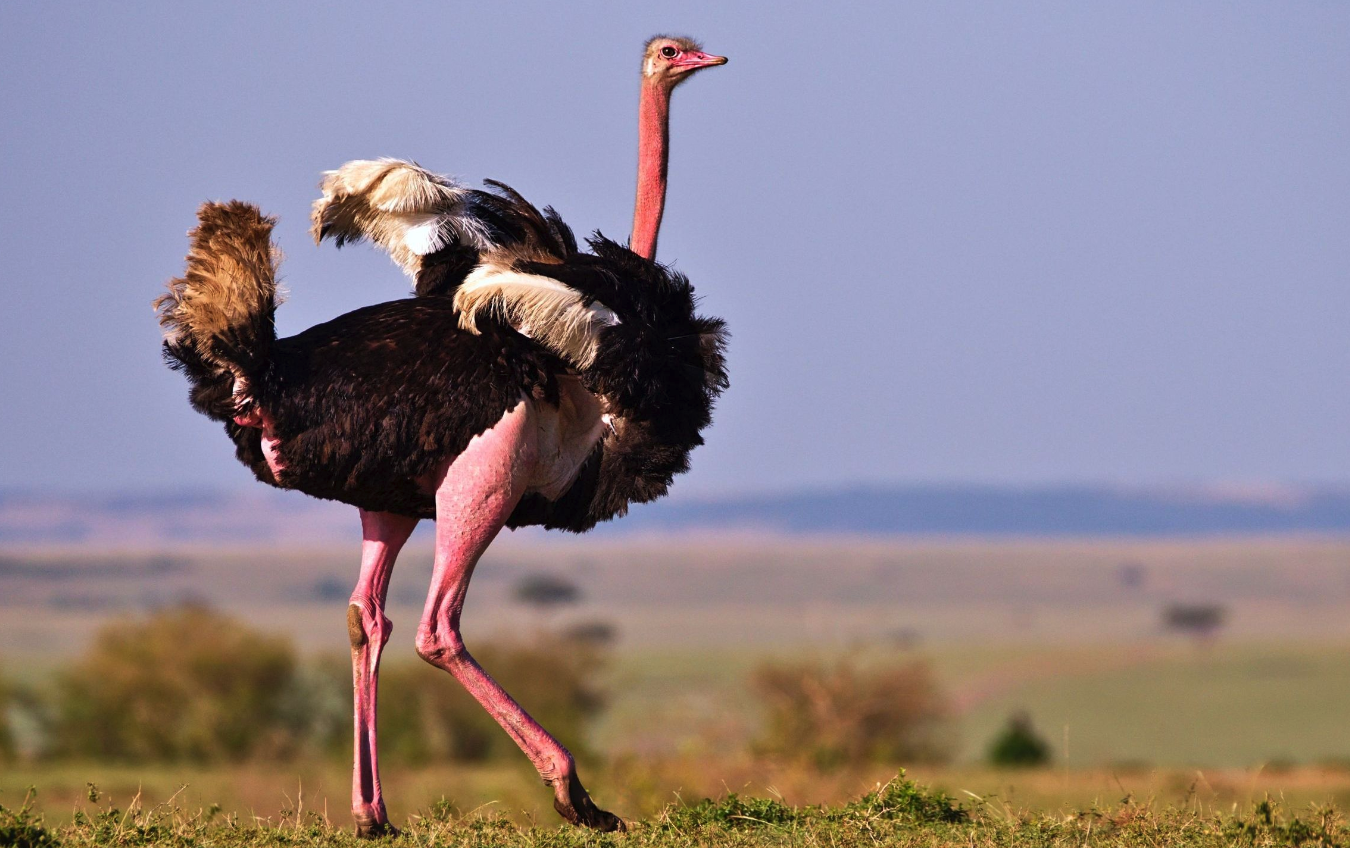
987;712;1052;767
48;605;300;762
751;657;950;768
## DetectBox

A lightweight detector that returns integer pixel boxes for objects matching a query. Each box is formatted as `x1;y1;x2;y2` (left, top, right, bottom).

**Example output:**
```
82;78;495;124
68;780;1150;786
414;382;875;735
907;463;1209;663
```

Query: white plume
310;159;494;278
454;264;619;370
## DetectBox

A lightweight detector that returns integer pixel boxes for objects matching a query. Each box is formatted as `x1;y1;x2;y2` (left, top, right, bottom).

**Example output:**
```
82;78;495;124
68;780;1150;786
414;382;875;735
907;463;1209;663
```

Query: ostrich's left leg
413;401;624;832
349;509;418;838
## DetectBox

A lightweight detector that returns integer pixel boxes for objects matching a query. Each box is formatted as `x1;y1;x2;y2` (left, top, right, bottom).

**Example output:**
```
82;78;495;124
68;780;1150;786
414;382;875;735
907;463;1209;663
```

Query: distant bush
751;657;950;768
37;605;607;766
1162;603;1227;642
311;634;608;765
512;573;581;609
48;605;300;762
987;712;1051;767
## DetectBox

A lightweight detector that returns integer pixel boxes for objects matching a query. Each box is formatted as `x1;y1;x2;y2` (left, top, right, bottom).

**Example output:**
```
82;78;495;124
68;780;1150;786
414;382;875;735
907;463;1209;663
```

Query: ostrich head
642;35;727;90
630;35;726;260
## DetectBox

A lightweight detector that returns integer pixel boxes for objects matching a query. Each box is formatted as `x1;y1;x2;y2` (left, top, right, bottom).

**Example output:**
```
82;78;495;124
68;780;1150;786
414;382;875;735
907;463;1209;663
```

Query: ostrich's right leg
413;402;624;832
349;509;418;838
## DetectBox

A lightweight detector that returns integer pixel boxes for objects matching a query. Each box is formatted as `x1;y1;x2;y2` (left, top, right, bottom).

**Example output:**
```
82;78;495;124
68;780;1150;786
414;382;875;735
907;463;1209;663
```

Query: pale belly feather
524;376;606;501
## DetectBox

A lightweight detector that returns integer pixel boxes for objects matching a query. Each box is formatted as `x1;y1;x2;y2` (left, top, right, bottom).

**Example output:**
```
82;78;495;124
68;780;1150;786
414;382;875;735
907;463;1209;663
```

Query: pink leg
349;508;418;838
412;402;624;832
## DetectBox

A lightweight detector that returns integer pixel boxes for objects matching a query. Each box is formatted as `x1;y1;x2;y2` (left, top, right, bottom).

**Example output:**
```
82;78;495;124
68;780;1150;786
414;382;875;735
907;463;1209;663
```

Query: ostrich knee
349;598;393;655
413;623;465;668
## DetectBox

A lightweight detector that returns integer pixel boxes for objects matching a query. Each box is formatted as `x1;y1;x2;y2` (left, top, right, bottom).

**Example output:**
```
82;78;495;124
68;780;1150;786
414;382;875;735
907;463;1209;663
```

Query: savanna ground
6;536;1350;845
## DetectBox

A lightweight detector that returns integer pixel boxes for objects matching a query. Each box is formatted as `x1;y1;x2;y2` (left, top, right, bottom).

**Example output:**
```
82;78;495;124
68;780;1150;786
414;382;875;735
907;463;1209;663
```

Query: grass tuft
1223;797;1345;847
837;771;967;823
0;789;59;848
657;771;965;833
661;793;797;829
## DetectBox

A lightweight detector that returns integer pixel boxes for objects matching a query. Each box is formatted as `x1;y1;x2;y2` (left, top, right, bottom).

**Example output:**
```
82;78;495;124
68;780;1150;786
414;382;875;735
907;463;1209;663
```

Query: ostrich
155;36;727;835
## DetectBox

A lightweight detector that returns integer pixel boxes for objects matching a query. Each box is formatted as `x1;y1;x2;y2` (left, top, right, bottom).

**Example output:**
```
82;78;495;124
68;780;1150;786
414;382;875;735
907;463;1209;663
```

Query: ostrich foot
353;807;399;839
551;772;625;832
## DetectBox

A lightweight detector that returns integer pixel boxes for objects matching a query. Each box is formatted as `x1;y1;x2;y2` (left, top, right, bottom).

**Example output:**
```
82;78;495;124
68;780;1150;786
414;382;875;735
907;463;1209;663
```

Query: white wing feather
310;158;493;278
455;264;619;370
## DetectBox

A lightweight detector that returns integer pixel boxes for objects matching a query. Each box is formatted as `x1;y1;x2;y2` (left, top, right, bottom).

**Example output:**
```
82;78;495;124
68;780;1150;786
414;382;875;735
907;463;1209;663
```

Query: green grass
5;772;1348;848
958;644;1350;768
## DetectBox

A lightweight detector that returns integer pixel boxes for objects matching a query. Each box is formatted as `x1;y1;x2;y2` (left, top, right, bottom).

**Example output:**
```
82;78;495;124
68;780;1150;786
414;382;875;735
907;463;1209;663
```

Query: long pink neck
631;80;671;260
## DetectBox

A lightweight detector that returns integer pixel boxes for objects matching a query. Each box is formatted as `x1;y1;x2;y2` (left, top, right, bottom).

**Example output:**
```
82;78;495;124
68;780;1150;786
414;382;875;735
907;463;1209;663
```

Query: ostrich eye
660;45;678;59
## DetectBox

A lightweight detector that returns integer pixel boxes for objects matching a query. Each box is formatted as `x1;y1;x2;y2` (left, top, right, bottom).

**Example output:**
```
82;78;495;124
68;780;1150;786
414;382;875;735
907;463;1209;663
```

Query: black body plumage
159;185;728;532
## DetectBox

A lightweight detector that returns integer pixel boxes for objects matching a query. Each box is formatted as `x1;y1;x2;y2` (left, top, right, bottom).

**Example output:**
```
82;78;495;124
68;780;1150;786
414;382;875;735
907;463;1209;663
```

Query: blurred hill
0;490;354;546
621;483;1350;536
3;483;1349;544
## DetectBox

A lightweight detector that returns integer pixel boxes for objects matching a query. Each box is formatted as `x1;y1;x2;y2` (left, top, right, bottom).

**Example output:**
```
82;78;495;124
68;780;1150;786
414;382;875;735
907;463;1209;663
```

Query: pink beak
674;51;728;71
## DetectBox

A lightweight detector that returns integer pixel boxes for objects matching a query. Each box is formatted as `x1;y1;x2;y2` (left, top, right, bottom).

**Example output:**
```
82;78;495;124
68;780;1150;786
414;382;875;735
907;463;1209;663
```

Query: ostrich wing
310;159;494;278
312;159;581;297
313;159;615;369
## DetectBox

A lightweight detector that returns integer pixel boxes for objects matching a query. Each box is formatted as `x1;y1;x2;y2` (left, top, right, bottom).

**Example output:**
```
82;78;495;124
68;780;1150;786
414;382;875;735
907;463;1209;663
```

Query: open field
7;538;1350;766
8;536;1350;660
7;535;1350;835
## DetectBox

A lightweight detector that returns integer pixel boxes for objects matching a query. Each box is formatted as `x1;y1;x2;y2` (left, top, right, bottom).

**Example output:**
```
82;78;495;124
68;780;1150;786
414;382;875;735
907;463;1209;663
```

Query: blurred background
4;0;1350;823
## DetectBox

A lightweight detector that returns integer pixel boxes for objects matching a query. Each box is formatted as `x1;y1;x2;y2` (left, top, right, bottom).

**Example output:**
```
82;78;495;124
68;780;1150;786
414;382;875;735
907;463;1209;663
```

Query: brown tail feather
154;201;282;416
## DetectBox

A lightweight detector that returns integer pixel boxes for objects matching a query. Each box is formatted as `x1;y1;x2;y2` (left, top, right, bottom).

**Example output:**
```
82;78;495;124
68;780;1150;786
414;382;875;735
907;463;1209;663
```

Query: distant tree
513;573;581;609
987;712;1051;767
48;605;300;762
1162;603;1227;644
752;658;950;768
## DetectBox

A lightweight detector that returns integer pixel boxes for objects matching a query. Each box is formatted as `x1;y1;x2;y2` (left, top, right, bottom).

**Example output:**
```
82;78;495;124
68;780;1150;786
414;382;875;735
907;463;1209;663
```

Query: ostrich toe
552;773;626;832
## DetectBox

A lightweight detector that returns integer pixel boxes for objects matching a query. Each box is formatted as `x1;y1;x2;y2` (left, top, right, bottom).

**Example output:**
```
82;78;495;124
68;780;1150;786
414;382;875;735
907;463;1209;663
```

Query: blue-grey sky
1;2;1347;495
